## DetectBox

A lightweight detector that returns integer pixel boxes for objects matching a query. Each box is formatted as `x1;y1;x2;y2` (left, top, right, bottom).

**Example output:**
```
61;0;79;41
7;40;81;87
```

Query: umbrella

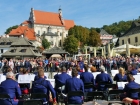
114;44;137;50
126;41;130;57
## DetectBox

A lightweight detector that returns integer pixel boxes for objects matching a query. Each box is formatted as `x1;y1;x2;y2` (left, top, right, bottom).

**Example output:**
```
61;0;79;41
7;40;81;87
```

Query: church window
128;38;130;44
135;37;138;42
38;30;40;35
48;26;51;32
122;40;124;45
60;32;62;36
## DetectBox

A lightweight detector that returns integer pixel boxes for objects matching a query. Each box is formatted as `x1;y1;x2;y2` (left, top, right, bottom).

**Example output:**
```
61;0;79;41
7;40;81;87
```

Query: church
21;8;75;47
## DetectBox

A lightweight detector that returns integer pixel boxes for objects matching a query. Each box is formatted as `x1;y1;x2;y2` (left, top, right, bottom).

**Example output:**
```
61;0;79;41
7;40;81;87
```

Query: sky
0;0;140;35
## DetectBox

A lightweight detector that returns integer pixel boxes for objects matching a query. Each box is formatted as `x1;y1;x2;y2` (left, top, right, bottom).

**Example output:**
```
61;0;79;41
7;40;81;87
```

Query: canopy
51;54;62;58
114;44;138;50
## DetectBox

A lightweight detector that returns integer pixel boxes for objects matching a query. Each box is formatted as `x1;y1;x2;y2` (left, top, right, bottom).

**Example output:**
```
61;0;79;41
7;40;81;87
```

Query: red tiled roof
22;20;31;24
9;26;36;40
22;9;75;30
64;20;75;30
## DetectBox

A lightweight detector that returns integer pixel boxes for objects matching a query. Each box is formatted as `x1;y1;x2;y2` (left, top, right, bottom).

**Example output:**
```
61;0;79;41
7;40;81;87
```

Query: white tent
114;44;137;50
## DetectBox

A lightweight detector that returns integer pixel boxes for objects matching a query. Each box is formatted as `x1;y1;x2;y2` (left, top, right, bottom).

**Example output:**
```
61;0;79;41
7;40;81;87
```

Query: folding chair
86;91;105;100
23;100;43;105
0;93;13;105
67;91;84;105
31;93;48;99
107;89;124;105
129;88;140;99
57;84;65;105
84;83;94;102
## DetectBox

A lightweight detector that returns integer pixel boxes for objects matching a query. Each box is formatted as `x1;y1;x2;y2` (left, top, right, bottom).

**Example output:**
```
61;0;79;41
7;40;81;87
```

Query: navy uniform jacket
95;72;113;91
65;77;84;104
80;71;94;92
34;75;47;81
32;77;56;103
55;72;71;88
123;81;140;99
130;69;137;75
0;78;22;105
114;73;127;82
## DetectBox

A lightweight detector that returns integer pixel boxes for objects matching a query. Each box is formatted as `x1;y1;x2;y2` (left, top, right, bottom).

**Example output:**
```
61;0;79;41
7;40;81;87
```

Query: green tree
5;25;18;34
63;35;79;54
68;25;89;46
42;39;50;49
88;29;101;47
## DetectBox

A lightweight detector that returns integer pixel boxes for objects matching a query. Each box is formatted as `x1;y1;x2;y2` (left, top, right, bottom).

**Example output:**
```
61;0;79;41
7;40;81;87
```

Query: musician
0;72;22;105
32;70;56;105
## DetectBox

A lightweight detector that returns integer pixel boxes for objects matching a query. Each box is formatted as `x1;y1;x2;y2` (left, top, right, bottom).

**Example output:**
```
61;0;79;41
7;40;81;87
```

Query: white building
100;29;113;45
21;8;75;47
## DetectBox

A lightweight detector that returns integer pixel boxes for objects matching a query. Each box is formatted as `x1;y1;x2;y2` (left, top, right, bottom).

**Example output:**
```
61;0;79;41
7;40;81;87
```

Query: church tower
58;7;65;25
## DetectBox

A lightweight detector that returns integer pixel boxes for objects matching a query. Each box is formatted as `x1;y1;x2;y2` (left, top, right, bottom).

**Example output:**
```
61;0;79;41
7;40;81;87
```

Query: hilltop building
119;21;140;46
100;29;113;45
21;8;75;47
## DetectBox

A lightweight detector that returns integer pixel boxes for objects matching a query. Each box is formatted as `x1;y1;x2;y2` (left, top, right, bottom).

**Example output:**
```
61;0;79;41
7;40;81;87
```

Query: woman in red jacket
123;97;140;105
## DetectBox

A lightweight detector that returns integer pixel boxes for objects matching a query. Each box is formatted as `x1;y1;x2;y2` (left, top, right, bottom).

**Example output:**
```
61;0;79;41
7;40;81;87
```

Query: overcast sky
0;0;140;35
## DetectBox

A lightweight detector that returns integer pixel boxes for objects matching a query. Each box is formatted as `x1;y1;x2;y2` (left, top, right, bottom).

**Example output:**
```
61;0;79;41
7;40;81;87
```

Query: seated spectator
32;70;56;105
3;67;12;75
65;69;84;104
0;72;22;105
95;66;113;91
123;74;140;99
130;64;138;75
114;67;127;82
20;68;30;94
16;68;23;80
80;64;95;92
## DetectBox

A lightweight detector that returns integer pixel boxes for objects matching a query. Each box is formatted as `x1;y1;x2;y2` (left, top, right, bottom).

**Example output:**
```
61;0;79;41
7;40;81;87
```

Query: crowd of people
0;55;140;105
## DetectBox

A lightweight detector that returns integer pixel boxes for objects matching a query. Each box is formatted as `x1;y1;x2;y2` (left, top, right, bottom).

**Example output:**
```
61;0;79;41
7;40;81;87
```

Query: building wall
0;48;9;57
119;33;140;46
34;24;68;47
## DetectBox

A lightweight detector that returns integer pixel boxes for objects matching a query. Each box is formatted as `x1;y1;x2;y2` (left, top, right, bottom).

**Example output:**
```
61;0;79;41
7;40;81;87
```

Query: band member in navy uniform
0;72;22;105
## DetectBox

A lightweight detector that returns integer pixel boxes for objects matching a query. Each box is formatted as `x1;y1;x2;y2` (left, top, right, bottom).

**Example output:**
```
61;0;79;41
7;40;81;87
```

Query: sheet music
47;79;55;88
133;75;140;84
18;74;35;83
44;72;49;79
111;70;119;76
117;82;128;90
0;75;6;84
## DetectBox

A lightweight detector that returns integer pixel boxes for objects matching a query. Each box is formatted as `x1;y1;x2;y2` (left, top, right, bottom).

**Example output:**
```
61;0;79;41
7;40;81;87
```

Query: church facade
21;8;75;47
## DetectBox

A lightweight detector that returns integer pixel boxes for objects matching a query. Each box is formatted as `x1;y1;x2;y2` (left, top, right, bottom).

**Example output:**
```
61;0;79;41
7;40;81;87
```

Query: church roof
100;29;109;35
9;26;36;40
121;21;140;37
22;9;75;30
43;46;68;54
